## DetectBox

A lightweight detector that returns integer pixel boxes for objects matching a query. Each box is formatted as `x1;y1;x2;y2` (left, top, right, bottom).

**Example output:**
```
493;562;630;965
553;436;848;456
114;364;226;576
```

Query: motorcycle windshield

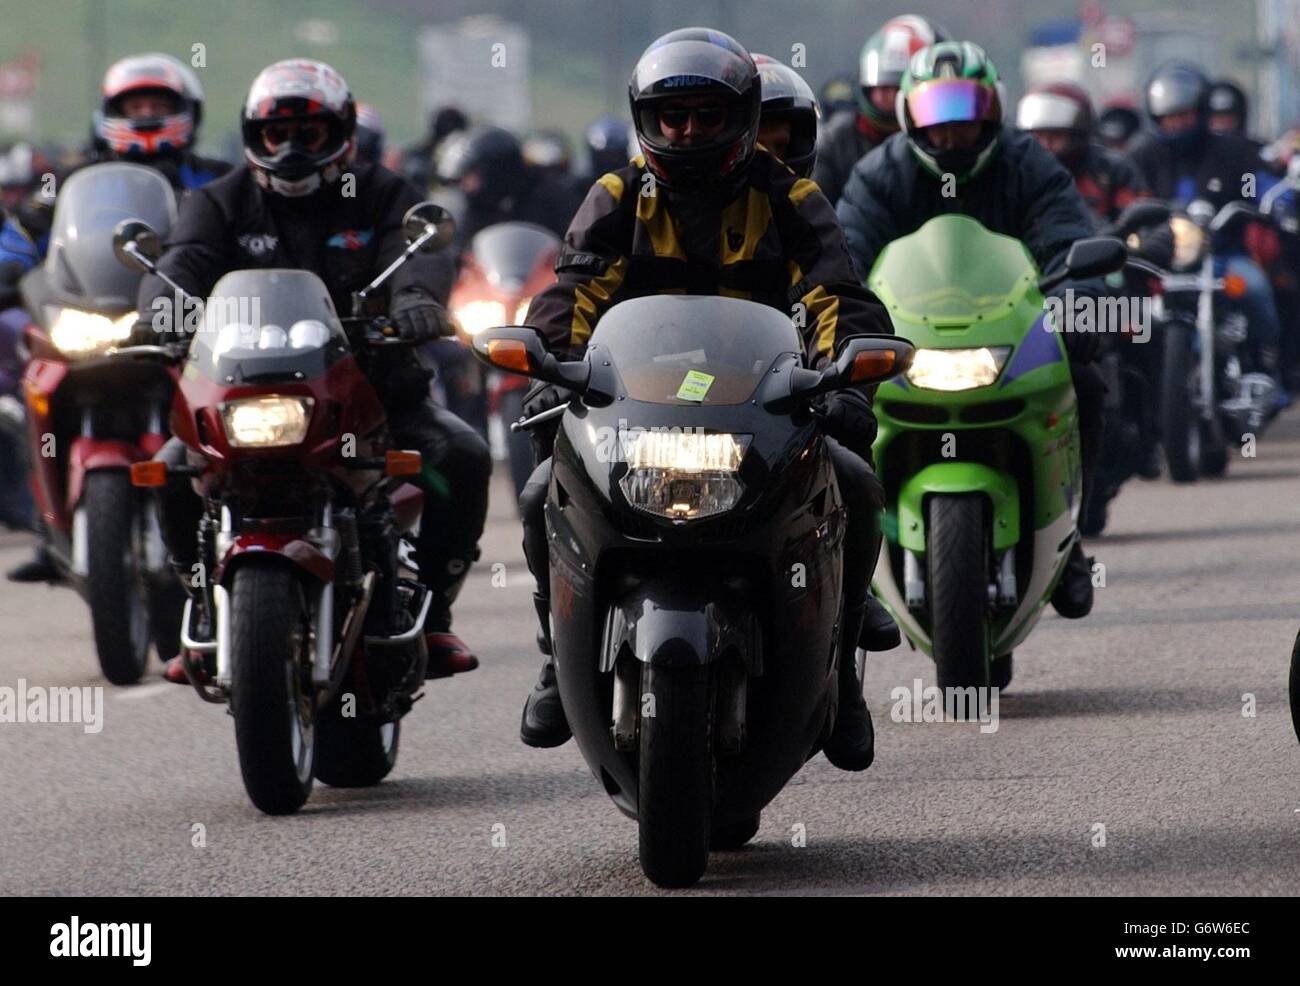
46;162;177;313
869;214;1036;322
591;295;803;405
188;269;350;383
470;223;560;292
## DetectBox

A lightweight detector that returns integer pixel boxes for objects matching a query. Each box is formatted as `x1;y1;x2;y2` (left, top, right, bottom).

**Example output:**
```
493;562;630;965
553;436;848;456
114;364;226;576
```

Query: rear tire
316;690;400;788
85;472;150;685
638;663;714;888
1162;325;1202;483
927;495;990;689
230;565;315;815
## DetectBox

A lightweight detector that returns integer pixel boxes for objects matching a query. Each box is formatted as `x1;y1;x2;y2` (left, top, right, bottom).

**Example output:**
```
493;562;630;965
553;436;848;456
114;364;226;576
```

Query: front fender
896;461;1020;553
600;576;760;673
66;437;150;513
215;535;335;587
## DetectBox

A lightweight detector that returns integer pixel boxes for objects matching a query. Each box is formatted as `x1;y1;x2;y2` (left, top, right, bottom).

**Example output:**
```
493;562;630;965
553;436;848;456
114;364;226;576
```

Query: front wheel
638;663;714;888
1161;325;1203;483
1289;630;1300;747
229;565;315;815
85;472;150;685
927;495;990;689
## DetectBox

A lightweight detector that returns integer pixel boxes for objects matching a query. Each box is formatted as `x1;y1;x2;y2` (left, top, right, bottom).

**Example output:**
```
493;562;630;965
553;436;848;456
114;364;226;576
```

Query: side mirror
402;202;456;254
470;326;591;391
1111;201;1171;238
781;334;914;407
112;218;163;273
1039;236;1127;292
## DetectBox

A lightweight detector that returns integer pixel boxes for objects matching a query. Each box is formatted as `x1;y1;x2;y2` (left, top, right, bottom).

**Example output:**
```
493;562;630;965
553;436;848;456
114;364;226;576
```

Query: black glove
820;389;878;462
391;291;453;343
522;381;573;421
127;317;160;348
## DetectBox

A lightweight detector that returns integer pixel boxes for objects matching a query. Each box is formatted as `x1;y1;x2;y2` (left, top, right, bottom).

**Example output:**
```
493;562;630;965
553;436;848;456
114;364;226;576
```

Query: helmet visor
907;79;997;129
1016;92;1086;132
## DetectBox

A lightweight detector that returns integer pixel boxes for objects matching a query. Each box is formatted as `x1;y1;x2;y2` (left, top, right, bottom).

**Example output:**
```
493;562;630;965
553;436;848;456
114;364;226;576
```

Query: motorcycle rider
5;52;229;584
812;14;949;205
397;104;469;192
581;116;635;187
837;41;1105;618
1127;63;1284;392
354;102;387;166
1207;79;1254;141
515;28;897;772
752;54;820;178
134;59;491;682
1016;82;1150;224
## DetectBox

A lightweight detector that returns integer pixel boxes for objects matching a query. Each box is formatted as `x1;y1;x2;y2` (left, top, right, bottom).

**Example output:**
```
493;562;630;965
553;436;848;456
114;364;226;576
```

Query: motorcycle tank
46;162;177;313
469;222;559;291
188;269;351;383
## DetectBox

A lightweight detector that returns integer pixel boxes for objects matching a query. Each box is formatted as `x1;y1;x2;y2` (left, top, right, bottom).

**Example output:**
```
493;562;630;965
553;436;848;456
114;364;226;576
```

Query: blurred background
2;0;1300;169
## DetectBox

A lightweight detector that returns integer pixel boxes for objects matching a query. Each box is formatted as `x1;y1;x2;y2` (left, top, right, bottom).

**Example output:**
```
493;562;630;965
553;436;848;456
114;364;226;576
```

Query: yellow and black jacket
525;148;891;364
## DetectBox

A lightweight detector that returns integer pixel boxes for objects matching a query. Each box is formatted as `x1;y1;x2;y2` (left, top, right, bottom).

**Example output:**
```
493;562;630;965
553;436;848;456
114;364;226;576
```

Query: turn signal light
1222;273;1248;299
850;349;897;382
384;450;422;476
130;461;167;487
487;338;531;373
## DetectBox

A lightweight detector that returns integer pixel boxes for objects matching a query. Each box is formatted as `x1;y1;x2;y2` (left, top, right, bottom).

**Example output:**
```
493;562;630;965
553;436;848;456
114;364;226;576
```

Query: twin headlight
905;346;1011;392
48;308;135;356
220;395;314;448
618;430;749;522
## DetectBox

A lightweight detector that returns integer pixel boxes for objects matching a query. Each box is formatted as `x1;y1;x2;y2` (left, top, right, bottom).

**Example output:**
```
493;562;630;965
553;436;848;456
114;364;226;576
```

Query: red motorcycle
114;203;457;815
19;162;183;684
448;221;560;497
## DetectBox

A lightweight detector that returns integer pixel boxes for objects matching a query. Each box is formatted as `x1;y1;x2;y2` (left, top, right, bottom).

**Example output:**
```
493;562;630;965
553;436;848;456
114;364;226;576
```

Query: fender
896;461;1020;553
215;534;335;587
66;437;151;513
599;574;761;673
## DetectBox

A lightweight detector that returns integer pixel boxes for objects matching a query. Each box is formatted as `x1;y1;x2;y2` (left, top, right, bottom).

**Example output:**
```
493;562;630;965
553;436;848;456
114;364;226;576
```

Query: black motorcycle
473;296;912;888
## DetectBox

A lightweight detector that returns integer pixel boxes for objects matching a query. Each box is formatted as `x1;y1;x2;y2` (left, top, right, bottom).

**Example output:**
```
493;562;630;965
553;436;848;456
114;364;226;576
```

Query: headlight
48;308;135;356
1169;216;1206;269
220;395;314;448
453;300;507;336
515;298;533;322
618;431;749;521
905;346;1011;392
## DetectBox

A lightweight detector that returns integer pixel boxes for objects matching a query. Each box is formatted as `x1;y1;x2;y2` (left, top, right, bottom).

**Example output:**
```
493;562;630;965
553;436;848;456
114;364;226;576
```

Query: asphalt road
3;414;1299;896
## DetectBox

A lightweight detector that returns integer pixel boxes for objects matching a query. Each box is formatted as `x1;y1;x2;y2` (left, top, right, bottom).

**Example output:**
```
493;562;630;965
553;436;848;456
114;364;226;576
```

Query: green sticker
676;369;714;402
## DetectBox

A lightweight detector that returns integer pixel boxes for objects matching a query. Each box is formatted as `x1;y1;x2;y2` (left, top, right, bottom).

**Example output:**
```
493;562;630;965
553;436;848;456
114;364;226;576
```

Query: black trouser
1070;359;1105;522
157;399;491;614
519;436;882;622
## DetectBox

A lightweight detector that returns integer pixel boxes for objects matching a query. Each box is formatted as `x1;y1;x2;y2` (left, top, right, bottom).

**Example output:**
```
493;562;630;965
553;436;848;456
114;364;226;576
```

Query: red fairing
215;534;335;586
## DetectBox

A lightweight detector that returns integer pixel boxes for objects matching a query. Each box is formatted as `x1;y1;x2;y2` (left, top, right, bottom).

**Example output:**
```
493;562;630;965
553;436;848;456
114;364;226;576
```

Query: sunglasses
658;105;728;129
261;121;329;148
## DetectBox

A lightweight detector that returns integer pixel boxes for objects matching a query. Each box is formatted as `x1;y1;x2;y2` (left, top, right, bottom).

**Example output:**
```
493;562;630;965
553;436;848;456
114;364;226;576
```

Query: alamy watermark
0;679;103;734
889;677;1000;733
1044;290;1153;345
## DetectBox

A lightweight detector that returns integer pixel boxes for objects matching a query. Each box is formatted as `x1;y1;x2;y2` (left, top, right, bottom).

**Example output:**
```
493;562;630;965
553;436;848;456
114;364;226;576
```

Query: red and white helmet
240;59;356;198
95;53;203;159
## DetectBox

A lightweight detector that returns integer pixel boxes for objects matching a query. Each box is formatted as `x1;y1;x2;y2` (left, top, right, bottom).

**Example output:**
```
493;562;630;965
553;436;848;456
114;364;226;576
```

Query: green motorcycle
868;215;1124;689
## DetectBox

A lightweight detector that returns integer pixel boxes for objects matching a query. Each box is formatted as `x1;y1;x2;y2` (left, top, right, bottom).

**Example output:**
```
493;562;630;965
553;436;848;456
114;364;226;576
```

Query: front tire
85;472;150;685
1162;325;1203;483
229;565;315;815
638;663;714;888
927;495;990;689
1289;629;1300;747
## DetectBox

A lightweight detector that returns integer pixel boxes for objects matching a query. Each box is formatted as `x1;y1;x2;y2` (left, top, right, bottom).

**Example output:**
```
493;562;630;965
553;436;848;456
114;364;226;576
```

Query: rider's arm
135;187;233;334
524;169;634;357
834;144;900;283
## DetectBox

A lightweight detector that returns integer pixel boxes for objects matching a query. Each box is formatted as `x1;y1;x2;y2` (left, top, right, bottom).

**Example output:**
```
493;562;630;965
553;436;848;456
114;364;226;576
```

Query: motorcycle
448;221;560;498
112;202;458;815
472;298;912;888
18;162;183;684
1156;197;1280;481
866;214;1125;689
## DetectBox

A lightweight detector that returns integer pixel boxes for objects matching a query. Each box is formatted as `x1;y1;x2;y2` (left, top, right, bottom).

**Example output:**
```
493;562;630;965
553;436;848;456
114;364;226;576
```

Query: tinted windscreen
188;269;349;383
470;223;560;291
46;162;177;312
591;295;802;405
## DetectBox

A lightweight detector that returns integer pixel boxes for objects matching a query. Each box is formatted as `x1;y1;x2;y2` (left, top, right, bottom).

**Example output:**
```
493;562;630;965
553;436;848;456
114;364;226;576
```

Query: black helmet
1145;62;1210;123
628;27;761;199
436;125;525;210
1097;103;1141;148
819;74;857;118
752;54;820;178
585;115;634;175
241;59;355;198
1208;79;1248;133
354;103;386;165
522;128;573;176
95;53;204;160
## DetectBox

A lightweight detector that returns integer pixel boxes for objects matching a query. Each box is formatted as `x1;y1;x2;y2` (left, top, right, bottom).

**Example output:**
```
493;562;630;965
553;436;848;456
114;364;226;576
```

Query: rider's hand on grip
819;389;878;463
391;290;453;343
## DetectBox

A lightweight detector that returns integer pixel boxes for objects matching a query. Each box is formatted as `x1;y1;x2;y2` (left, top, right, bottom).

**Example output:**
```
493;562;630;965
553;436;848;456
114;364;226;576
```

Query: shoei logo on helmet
661;75;713;89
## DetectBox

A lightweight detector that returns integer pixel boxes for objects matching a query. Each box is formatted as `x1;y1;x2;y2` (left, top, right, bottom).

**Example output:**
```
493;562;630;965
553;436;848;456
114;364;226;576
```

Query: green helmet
898;40;1004;182
856;15;950;131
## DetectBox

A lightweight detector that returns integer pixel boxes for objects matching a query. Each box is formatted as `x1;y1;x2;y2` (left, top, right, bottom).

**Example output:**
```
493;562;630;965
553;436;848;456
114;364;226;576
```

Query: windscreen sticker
676;369;715;402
